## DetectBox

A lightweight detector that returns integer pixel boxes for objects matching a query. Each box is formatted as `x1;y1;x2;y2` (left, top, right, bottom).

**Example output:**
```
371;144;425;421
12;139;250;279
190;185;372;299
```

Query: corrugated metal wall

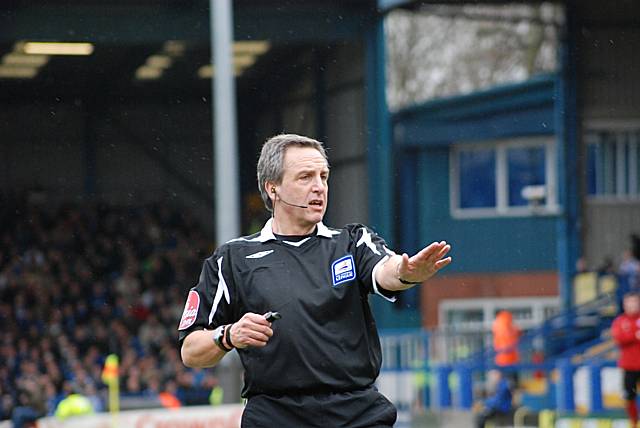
579;0;640;267
584;201;640;266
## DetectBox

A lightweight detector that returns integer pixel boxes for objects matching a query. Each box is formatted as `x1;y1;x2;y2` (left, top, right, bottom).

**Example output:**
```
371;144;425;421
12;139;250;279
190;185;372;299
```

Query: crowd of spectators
0;193;221;422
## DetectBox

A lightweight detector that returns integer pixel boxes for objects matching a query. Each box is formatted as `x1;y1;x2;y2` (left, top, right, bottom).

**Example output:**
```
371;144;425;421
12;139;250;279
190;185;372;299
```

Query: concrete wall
254;42;369;228
324;42;368;227
579;1;640;121
579;0;640;267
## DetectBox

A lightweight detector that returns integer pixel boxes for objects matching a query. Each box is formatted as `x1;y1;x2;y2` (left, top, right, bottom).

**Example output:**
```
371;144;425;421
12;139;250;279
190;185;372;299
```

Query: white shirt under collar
257;218;337;242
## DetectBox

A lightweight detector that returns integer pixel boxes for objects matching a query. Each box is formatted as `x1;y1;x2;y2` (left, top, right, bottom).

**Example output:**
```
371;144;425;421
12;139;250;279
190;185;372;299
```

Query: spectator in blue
474;369;514;428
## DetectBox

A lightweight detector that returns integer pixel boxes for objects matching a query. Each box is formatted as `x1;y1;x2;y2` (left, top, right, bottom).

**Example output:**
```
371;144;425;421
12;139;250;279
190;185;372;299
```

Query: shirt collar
258;218;334;242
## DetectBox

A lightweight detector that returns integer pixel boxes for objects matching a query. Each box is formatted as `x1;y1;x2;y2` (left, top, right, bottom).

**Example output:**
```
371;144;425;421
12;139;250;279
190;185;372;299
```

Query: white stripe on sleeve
208;256;231;325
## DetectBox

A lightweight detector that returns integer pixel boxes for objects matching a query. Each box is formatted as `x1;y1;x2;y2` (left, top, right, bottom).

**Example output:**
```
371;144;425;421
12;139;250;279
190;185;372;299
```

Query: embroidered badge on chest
331;254;356;287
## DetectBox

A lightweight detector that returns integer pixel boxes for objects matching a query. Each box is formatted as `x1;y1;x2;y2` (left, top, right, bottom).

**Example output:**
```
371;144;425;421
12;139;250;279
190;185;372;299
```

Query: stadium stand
0;193;219;423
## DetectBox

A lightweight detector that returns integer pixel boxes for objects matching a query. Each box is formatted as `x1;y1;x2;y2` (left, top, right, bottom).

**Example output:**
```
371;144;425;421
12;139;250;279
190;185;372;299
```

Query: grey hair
257;134;328;212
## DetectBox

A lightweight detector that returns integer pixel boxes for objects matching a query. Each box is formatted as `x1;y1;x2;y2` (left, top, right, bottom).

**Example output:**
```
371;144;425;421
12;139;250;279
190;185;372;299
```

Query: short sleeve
348;224;399;302
178;246;236;343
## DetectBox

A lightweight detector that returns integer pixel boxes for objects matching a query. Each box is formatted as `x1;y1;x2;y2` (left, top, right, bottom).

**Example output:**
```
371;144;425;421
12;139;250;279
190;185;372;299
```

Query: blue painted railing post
456;365;473;409
435;365;452;408
556;358;575;412
589;362;603;413
423;332;431;409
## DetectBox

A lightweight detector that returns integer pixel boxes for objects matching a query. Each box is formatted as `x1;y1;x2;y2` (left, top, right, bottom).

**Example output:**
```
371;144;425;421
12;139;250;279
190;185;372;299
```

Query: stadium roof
0;0;378;101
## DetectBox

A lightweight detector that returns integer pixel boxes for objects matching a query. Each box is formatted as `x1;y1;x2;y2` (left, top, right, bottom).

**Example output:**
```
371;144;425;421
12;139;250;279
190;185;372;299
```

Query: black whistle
264;311;282;322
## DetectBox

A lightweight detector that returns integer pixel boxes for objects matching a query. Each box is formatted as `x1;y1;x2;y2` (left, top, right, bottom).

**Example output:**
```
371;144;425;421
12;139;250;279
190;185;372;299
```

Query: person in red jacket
612;292;640;427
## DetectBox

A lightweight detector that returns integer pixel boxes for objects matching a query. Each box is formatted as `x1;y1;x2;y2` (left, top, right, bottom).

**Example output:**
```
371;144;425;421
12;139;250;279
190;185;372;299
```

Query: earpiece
270;186;308;209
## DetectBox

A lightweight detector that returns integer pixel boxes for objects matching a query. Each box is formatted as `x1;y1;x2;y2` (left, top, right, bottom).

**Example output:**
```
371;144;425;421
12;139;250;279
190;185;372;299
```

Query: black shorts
624;370;640;400
241;386;397;428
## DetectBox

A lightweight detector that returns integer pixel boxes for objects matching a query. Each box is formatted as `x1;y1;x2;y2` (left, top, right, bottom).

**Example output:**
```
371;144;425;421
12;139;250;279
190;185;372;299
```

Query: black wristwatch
399;277;421;285
213;325;232;352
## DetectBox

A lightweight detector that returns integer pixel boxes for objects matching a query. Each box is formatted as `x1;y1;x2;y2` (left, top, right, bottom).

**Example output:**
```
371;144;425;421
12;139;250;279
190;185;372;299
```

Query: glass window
507;146;546;206
494;307;533;322
585;129;640;199
586;143;598;195
452;137;555;217
459;149;496;209
446;308;484;326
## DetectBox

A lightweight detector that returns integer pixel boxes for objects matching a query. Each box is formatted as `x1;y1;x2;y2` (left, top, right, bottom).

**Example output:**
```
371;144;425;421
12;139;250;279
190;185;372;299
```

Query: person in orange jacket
611;292;640;428
492;311;521;367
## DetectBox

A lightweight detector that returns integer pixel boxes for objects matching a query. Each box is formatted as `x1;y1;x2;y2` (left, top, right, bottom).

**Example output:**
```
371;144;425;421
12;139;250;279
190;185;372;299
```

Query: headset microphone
272;188;309;209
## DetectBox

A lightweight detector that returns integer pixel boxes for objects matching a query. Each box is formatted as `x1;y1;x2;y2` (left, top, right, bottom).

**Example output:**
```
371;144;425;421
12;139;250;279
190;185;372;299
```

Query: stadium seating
0;194;218;421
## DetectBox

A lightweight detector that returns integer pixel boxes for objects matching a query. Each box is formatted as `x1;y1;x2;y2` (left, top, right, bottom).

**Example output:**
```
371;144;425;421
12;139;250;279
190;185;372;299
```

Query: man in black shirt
179;134;451;427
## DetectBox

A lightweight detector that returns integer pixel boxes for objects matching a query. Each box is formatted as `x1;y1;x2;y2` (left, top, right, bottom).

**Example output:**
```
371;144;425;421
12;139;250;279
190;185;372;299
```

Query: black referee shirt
178;219;398;398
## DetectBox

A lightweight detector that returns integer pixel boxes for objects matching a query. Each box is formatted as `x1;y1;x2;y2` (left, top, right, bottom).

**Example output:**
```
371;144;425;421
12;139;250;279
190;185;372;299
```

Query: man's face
275;146;329;229
623;295;640;315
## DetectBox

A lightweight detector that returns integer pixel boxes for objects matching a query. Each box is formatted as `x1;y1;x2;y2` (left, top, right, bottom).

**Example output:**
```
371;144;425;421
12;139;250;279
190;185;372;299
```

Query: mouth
308;199;323;208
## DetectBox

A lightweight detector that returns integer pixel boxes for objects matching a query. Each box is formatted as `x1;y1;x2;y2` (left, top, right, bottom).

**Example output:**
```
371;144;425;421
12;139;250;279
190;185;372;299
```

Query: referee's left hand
396;241;451;285
229;313;273;349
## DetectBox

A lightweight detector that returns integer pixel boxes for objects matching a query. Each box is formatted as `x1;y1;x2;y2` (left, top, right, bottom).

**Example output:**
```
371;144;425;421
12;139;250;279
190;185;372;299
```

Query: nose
310;176;325;193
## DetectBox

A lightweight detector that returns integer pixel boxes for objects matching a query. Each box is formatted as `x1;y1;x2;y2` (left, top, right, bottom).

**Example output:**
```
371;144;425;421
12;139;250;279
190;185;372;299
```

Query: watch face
213;326;229;352
213;326;224;343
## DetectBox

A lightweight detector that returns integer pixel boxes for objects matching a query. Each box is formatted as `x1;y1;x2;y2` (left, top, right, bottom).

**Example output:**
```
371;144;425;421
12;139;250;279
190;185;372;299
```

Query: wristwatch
213;325;232;352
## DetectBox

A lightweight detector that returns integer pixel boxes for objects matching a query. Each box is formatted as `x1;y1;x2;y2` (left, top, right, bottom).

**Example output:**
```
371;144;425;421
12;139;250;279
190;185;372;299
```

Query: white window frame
450;136;559;218
439;296;560;332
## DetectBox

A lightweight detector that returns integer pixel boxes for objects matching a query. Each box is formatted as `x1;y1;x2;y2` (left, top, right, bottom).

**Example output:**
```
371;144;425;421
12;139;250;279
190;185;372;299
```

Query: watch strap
214;325;232;352
225;323;235;349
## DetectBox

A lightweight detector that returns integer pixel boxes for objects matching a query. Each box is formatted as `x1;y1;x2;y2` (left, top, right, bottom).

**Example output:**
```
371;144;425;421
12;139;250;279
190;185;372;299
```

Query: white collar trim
258;218;337;242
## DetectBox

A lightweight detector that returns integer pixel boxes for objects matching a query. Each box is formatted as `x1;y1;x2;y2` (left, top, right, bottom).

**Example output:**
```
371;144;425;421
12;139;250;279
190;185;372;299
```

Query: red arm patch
178;290;200;331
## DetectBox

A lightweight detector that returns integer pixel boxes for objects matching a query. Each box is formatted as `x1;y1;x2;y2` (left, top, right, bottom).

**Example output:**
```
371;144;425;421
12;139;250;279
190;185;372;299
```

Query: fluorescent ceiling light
198;64;214;79
146;55;172;69
198;64;243;79
163;40;185;57
0;65;39;79
233;41;270;55
135;66;163;80
23;42;94;56
2;53;49;67
234;54;256;68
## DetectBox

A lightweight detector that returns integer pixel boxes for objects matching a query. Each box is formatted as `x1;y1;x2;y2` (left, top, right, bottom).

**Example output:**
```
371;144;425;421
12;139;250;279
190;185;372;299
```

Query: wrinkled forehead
283;146;329;171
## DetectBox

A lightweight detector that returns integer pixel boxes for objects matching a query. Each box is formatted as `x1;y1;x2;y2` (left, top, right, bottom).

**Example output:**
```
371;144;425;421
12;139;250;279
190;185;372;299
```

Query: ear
265;182;276;200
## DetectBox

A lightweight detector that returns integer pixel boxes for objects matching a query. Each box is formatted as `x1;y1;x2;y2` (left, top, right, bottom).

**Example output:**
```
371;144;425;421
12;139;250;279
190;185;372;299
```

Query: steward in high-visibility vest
54;393;94;420
492;310;520;366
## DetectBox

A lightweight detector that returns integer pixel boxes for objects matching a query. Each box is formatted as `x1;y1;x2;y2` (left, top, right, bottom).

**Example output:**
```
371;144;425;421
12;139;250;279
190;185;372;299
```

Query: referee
179;134;452;427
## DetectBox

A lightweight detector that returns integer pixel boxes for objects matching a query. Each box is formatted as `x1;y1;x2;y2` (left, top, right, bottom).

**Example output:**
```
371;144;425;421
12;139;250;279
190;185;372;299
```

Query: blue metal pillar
435;365;453;408
556;358;575;412
555;0;581;312
589;363;603;413
365;12;393;241
456;365;473;409
365;11;396;328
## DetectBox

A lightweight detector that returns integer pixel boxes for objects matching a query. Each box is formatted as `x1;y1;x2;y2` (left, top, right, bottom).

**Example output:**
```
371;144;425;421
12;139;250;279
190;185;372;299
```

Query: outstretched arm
376;241;451;292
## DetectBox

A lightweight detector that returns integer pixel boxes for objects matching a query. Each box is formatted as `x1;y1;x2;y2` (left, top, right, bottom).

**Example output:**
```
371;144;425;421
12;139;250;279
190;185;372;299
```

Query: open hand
396;241;452;284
